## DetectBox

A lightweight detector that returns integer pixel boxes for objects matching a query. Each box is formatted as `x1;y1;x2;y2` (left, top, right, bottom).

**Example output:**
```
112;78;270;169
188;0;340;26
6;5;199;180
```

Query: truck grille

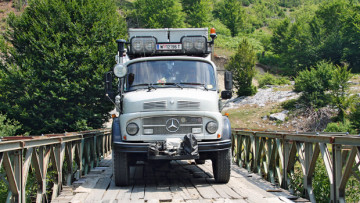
142;116;202;135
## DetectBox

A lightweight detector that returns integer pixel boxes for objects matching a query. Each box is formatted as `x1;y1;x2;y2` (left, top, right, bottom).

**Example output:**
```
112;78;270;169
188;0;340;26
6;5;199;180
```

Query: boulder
269;113;287;122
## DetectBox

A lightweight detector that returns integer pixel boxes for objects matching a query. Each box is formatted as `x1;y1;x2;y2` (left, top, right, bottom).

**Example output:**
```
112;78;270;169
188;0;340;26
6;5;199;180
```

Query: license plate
156;44;182;50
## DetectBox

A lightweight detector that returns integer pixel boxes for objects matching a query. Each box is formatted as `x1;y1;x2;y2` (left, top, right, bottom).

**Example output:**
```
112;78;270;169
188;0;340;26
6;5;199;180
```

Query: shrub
324;119;356;134
258;72;290;88
226;39;257;96
281;99;298;110
350;101;360;133
294;61;335;108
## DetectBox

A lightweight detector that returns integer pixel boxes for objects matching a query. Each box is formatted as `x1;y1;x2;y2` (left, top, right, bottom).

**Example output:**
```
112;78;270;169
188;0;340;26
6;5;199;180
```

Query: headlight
113;64;127;78
144;40;155;52
132;40;143;51
194;39;205;50
206;121;218;134
126;123;139;135
183;39;194;51
131;37;156;54
181;36;207;54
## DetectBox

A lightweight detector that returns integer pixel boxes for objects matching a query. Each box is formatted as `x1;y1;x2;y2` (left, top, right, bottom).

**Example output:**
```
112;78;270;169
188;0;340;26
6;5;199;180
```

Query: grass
225;102;296;131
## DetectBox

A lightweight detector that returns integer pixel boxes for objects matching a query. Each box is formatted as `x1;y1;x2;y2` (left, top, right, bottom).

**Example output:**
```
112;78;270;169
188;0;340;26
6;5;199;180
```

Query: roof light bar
181;36;207;54
130;37;157;55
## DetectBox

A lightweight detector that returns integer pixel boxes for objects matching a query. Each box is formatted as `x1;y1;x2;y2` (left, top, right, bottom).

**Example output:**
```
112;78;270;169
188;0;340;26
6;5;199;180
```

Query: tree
182;0;212;28
214;0;245;37
134;0;185;28
226;39;257;96
329;65;353;122
0;114;21;136
0;0;127;134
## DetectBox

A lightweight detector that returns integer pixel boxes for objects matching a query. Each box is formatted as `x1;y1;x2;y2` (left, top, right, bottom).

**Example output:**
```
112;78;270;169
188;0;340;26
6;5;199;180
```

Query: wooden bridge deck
52;155;308;203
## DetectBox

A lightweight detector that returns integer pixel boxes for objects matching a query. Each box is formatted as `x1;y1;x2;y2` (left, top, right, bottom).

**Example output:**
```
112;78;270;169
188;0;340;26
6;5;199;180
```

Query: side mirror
105;71;114;100
224;71;233;90
221;90;232;99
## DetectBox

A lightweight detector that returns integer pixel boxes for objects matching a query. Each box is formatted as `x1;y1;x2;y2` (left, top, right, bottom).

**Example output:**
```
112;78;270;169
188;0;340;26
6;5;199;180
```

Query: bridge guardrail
0;129;111;202
232;128;360;202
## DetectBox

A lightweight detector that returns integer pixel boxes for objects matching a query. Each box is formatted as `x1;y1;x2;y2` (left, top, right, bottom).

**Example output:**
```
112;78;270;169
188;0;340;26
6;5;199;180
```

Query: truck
105;28;233;186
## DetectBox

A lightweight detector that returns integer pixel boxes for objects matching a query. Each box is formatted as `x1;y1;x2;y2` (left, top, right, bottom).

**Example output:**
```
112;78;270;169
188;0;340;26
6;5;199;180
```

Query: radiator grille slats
142;116;202;135
143;101;167;110
177;101;200;109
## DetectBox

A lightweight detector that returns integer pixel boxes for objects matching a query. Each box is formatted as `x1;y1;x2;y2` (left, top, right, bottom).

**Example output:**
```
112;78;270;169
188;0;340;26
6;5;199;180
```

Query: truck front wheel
212;149;231;183
114;151;130;186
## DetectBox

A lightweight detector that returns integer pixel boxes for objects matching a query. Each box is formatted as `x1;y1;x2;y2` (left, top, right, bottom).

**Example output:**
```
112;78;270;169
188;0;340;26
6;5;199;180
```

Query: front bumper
113;139;231;153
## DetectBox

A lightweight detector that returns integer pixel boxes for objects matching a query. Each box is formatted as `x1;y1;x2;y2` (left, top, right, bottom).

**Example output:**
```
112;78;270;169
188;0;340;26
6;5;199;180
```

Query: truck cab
105;28;233;186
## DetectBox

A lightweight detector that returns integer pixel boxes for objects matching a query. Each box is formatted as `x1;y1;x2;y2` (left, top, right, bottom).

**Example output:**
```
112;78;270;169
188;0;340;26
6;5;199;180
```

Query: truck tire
114;151;130;186
195;159;205;164
212;149;231;183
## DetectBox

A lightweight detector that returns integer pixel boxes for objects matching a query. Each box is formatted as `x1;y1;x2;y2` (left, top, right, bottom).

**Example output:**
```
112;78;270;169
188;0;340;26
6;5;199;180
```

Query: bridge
0;129;359;202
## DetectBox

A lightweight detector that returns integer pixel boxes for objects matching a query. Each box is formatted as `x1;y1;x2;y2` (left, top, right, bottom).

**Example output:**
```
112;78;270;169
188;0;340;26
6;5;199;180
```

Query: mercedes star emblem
166;118;180;132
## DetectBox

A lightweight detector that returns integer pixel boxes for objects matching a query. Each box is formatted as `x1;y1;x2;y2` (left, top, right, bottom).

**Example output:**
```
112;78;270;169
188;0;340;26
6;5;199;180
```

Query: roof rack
118;28;216;59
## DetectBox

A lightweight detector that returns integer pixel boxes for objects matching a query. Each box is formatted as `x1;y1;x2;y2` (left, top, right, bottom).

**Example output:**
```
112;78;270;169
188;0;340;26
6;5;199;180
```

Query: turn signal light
123;135;127;140
112;114;117;118
217;134;221;138
225;112;229;116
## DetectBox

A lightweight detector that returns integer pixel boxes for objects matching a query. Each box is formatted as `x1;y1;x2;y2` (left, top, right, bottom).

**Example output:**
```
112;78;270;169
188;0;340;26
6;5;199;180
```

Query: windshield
125;60;216;91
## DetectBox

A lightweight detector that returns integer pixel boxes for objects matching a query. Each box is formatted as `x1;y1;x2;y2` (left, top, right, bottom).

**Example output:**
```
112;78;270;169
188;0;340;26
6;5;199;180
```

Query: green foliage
294;61;334;107
226;39;257;96
134;0;186;28
0;114;21;136
258;72;290;88
182;0;212;28
268;0;360;73
329;65;353;121
295;61;354;121
0;0;127;135
281;99;298;110
324;119;356;134
214;0;245;37
350;101;360;133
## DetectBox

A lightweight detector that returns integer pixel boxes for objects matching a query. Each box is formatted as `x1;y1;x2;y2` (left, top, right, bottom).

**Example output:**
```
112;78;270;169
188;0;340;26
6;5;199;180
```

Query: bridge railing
0;129;111;203
232;129;360;203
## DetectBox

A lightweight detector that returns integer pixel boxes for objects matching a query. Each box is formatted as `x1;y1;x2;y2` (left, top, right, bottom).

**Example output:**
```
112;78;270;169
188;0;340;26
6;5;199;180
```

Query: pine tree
214;0;245;37
0;0;127;134
134;0;185;28
182;0;212;28
226;39;257;96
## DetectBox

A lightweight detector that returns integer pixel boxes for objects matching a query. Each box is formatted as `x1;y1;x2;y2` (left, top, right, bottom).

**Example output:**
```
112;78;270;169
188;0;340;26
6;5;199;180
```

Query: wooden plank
74;176;100;193
130;184;145;201
191;178;220;199
115;186;133;201
206;178;242;199
84;176;112;202
70;193;89;203
101;179;120;203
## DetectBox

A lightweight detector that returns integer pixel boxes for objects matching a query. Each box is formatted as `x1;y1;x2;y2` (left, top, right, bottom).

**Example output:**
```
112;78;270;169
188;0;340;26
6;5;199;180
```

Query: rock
259;104;265;107
269;113;287;122
262;116;268;121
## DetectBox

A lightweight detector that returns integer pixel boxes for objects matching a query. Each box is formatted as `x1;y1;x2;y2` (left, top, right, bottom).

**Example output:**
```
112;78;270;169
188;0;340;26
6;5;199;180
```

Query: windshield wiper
151;82;183;89
178;82;209;91
130;83;157;91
